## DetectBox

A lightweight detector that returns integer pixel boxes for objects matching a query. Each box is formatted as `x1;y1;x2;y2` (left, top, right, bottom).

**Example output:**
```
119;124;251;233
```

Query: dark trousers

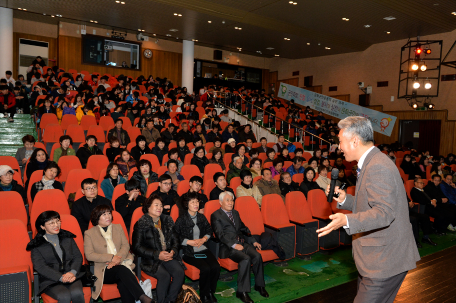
437;203;456;225
104;265;144;303
409;211;432;240
425;206;451;232
183;250;220;298
228;243;264;293
150;259;185;303
45;279;85;303
0;105;15;118
355;271;407;303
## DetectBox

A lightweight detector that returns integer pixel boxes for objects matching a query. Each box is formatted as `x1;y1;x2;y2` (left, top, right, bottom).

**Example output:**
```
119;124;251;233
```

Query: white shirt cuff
338;198;349;229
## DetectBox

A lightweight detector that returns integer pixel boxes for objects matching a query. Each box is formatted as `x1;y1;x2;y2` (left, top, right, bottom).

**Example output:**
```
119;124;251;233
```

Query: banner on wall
278;83;397;136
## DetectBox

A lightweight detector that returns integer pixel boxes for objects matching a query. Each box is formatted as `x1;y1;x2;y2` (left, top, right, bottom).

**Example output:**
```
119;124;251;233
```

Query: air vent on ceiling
328;86;337;92
441;74;456;81
377;81;389;87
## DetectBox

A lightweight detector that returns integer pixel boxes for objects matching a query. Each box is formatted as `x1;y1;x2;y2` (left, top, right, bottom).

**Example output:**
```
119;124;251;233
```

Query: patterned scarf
152;216;166;250
41;176;55;190
98;225;134;272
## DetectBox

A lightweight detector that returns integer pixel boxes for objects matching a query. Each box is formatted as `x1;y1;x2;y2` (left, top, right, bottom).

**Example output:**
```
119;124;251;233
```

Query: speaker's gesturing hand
316;213;347;237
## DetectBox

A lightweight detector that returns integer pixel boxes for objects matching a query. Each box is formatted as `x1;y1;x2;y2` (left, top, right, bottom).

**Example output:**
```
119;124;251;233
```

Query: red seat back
307;189;332;219
140;154;160;171
57;155;82;182
31;189;71;235
66;124;86;143
235;196;265;235
203;200;220;224
230;177;241;192
181;165;202;180
80;115;97;131
177;180;190;196
86;155;110;181
0;192;28;227
261;194;292;227
285;191;315;223
63;169;93;198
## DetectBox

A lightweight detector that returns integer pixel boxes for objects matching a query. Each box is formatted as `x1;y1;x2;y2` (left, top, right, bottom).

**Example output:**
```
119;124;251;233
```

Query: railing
207;91;332;149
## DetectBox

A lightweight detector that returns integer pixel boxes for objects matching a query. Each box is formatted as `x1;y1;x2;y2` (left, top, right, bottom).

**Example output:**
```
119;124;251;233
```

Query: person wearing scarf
84;205;152;303
236;169;262;206
131;194;184;303
26;148;50;190
30;161;63;201
100;163;127;201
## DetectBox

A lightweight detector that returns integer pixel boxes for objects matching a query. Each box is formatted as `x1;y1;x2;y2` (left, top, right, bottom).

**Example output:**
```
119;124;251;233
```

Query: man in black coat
279;172;300;196
71;178;113;233
177;122;194;144
209;172;235;201
151;174;180;215
115;179;145;232
211;191;268;303
107;118;131;148
238;124;257;143
75;135;103;169
183;176;208;210
410;178;454;234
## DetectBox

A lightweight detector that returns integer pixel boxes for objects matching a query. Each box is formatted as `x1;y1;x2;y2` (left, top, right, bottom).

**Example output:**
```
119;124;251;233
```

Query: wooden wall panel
330;94;350;102
269;71;278;93
367;106;455;156
13;33;58;76
58;36;182;85
262;69;270;91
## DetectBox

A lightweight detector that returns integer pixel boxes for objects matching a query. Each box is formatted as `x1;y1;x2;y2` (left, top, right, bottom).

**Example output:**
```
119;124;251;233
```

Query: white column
182;40;194;94
0;7;13;76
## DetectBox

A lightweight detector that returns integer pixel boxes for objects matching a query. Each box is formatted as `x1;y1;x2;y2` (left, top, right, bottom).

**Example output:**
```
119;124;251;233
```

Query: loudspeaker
359;94;370;106
213;50;222;60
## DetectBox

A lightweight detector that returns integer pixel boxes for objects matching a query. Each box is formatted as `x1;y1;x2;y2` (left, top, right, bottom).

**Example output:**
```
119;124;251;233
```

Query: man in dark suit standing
211;191;268;303
317;116;420;303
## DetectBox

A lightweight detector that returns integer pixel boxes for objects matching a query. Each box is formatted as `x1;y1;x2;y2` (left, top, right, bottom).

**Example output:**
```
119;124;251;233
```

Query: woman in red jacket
0;85;16;122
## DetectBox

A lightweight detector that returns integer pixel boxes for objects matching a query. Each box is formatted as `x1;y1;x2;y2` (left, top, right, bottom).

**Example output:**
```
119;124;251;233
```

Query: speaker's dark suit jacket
211;208;255;259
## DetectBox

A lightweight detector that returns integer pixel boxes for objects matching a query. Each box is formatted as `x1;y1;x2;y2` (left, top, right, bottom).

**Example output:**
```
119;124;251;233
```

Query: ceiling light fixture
169;29;178;32
51;15;55;17
94;21;98;23
18;8;22;10
364;24;371;28
208;21;212;23
166;34;171;37
23;9;27;11
256;51;262;54
342;18;349;21
289;1;293;3
385;31;391;34
266;47;274;50
452;12;456;15
325;47;331;50
425;82;432;89
192;39;198;42
115;0;120;2
420;63;427;71
293;2;297;5
383;16;396;21
411;102;418;109
411;62;419;71
275;54;280;57
413;81;420;89
153;34;156;36
307;43;310;45
120;1;125;4
284;38;290;41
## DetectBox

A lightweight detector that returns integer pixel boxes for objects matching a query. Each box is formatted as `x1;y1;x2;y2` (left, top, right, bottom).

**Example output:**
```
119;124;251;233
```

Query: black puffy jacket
174;212;213;257
131;214;183;275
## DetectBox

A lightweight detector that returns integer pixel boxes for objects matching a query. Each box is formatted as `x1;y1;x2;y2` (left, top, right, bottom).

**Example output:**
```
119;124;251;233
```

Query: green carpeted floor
208;231;456;303
0;114;36;156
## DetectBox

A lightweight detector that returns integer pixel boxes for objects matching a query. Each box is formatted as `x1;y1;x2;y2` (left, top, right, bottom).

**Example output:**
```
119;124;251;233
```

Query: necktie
356;167;361;178
227;212;235;226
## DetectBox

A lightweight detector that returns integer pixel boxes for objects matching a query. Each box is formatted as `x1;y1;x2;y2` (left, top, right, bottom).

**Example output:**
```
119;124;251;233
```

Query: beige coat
84;224;135;299
236;184;263;207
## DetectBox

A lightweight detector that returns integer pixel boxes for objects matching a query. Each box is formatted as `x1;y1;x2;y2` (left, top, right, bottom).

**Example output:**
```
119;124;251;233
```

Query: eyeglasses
45;220;61;227
84;186;97;191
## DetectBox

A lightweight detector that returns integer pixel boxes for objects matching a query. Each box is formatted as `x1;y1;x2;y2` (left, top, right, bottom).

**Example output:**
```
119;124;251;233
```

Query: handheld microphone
327;168;340;202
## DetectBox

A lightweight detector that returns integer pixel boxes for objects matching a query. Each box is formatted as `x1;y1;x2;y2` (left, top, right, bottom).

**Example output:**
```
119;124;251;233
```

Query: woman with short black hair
84;205;152;303
26;211;85;303
26;148;49;189
174;192;220;303
30;161;63;201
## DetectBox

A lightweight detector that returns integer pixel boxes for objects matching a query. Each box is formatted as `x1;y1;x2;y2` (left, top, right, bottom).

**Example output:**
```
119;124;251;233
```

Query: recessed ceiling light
166;34;171;37
90;20;94;22
342;18;349;21
51;15;55;17
256;51;262;54
293;2;297;5
192;39;198;42
275;54;280;57
385;31;391;34
23;8;27;11
94;21;98;23
307;43;310;45
18;8;22;10
138;28;142;31
364;24;371;28
153;34;156;36
266;47;274;50
141;29;144;32
288;1;293;3
235;27;238;29
452;12;456;15
208;21;212;23
169;29;178;32
115;0;120;2
178;14;182;17
174;13;182;16
325;47;331;50
120;1;125;4
383;16;396;21
284;38;290;41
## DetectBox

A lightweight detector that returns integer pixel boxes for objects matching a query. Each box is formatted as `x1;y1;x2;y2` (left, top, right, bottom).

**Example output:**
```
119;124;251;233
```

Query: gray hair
338;116;374;144
233;156;241;163
219;191;235;202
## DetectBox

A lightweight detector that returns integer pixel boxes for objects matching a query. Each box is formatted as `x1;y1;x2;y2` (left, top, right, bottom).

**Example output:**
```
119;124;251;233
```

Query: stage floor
292;245;456;303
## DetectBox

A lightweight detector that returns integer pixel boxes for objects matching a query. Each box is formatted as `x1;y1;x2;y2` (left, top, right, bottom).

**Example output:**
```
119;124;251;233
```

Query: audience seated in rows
76;135;103;169
209;148;226;174
236;170;262;206
132;159;159;196
53;135;76;163
165;159;184;191
15;134;36;172
210;172;235;201
279;172;300;196
299;167;321;198
151;174;179;216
